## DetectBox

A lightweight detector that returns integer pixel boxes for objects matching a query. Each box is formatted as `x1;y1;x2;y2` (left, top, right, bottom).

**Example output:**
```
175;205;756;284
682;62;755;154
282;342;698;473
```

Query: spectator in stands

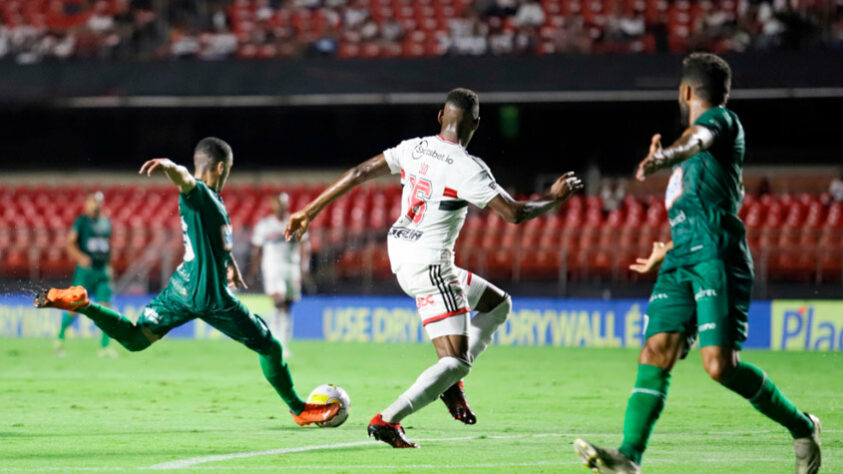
381;15;404;43
600;178;627;213
514;0;545;27
447;8;489;55
830;174;843;202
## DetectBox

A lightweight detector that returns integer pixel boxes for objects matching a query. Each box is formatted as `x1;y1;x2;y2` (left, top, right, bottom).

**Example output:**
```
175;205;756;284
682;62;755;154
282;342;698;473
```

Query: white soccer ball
306;384;350;428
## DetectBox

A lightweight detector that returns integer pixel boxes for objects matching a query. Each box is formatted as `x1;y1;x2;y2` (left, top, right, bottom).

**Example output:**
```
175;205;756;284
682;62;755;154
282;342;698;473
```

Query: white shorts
262;271;302;302
394;262;488;340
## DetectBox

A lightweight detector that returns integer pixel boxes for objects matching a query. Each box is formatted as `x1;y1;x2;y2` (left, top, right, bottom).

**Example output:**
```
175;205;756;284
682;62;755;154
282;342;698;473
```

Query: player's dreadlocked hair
681;53;732;106
444;88;480;118
194;137;233;171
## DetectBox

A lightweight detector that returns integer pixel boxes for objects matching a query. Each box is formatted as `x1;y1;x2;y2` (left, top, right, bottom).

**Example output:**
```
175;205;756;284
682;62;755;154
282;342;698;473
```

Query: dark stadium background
0;2;841;301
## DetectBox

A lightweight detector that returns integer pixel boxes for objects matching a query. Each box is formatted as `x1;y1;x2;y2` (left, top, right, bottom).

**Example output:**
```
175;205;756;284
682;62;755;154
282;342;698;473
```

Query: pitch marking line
147;433;562;470
144;429;843;470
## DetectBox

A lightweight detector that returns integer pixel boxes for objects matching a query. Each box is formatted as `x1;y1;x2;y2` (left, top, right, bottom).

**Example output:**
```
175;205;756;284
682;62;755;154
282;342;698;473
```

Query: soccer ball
306;384;350;428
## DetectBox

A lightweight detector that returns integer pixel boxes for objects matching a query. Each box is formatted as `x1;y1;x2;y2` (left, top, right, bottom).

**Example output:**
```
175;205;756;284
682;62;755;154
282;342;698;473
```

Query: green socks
58;311;111;348
619;364;671;464
58;313;74;340
720;361;814;439
78;303;151;352
259;340;306;414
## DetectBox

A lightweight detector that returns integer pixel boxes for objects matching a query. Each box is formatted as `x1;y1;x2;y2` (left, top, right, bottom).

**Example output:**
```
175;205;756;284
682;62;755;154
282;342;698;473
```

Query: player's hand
550;171;584;201
629;241;669;274
227;264;248;290
78;254;92;269
285;211;310;242
635;134;663;181
139;158;176;176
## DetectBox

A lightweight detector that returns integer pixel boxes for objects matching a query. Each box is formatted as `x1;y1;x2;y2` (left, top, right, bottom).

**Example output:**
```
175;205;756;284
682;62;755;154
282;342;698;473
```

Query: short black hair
444;88;480;118
681;53;732;106
194;137;233;171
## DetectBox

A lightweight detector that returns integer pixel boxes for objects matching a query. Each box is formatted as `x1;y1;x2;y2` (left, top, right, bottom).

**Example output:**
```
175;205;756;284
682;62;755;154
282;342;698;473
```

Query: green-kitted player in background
574;53;821;474
35;137;340;427
55;191;118;358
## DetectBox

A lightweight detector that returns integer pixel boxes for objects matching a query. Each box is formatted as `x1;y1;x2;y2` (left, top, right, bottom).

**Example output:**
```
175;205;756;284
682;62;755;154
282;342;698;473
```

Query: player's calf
367;414;419;448
439;380;476;425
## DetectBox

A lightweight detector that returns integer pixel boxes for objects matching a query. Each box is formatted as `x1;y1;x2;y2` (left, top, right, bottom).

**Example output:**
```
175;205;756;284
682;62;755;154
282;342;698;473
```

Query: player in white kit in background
285;88;583;448
249;193;310;355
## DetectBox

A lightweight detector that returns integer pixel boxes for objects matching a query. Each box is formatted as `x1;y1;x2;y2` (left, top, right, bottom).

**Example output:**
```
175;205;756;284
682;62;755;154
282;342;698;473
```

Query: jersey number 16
407;175;432;224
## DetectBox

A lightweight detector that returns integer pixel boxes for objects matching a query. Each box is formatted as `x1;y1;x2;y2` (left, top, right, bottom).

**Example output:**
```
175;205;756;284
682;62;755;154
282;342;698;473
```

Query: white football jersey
383;135;502;271
251;215;306;277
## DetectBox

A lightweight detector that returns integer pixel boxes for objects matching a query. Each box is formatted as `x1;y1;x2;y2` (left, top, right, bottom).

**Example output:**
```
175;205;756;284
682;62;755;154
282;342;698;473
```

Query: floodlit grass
1;338;840;472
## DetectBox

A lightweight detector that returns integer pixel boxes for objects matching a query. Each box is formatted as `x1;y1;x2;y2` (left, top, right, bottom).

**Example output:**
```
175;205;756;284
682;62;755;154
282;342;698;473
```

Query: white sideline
143;429;842;470
146;433;560;470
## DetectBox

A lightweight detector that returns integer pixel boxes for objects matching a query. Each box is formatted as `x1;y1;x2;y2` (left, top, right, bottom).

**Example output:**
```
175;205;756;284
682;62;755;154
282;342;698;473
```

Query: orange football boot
291;402;340;426
34;286;89;311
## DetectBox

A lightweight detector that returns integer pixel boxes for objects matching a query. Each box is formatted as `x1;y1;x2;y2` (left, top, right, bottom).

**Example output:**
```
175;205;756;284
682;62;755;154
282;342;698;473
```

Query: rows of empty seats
0;0;836;62
0;184;840;284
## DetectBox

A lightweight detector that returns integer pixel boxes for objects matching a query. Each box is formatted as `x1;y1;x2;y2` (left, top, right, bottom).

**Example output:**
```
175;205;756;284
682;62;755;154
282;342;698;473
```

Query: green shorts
72;265;113;303
644;259;753;350
137;287;274;352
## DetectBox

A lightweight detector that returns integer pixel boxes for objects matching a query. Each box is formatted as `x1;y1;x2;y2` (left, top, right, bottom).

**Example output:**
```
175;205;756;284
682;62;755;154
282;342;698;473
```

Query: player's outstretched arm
487;171;584;224
139;158;197;194
285;154;391;241
635;126;715;181
226;254;248;290
629;241;673;274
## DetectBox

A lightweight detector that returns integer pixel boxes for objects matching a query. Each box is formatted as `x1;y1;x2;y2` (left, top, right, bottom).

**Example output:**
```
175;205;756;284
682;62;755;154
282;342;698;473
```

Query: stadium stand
0;0;838;62
1;183;840;286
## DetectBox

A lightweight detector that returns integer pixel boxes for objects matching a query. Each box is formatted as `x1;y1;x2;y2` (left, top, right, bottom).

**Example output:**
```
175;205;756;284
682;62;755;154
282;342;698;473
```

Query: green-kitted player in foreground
36;137;339;427
574;53;821;474
55;191;118;358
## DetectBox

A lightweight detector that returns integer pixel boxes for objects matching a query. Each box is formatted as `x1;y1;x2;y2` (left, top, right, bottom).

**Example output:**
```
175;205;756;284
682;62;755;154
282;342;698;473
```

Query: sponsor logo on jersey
699;322;717;332
143;307;160;323
411;140;454;164
388;226;424;241
665;166;683;209
694;288;717;301
649;292;669;302
668;210;687;227
416;294;436;309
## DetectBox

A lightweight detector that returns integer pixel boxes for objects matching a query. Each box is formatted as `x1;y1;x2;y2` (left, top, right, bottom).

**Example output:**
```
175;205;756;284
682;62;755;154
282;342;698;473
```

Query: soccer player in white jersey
249;193;310;354
285;88;583;448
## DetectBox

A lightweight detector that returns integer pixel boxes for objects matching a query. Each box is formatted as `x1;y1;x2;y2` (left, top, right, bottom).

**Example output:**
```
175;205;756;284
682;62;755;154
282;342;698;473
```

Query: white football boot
794;413;821;474
574;438;641;474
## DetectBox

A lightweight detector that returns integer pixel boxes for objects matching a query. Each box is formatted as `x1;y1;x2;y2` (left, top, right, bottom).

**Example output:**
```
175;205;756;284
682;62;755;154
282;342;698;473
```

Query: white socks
381;356;471;423
380;295;511;424
468;295;511;362
271;308;293;354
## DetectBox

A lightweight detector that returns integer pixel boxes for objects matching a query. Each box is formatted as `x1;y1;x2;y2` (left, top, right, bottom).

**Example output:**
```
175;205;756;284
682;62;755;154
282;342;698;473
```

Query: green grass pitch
1;338;840;473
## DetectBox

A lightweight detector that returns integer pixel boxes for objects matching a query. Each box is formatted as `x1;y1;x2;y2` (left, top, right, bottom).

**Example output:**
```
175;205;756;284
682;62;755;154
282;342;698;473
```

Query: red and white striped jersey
383;134;502;271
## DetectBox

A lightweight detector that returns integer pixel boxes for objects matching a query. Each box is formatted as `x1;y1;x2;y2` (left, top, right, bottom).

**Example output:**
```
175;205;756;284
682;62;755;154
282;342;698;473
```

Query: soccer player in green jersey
574;53;821;474
35;137;339;427
55;191;118;358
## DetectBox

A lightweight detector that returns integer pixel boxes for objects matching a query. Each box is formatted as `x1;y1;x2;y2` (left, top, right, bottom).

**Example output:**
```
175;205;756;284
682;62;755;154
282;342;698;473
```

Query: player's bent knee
120;333;153;352
486;294;512;324
703;356;736;383
441;356;472;379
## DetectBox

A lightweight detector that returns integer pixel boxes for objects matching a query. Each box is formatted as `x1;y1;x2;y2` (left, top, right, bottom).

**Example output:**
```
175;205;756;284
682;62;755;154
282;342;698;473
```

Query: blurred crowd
0;0;839;62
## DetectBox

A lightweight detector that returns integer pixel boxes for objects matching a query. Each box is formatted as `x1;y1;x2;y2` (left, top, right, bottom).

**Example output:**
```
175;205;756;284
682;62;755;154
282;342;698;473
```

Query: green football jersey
72;214;112;269
167;179;236;311
661;106;753;273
